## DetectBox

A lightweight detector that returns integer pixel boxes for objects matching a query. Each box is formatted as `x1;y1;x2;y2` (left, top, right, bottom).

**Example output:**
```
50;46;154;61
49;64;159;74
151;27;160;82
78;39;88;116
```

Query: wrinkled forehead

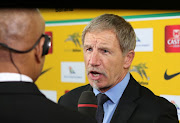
83;30;118;46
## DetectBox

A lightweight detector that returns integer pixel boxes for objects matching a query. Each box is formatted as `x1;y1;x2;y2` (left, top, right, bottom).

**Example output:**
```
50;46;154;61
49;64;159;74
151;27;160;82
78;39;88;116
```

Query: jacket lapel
110;75;140;123
86;84;93;91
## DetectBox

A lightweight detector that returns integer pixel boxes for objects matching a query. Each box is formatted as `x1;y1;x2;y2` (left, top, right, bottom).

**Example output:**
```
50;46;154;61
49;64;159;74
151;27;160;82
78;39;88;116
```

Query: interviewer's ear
123;50;135;69
34;37;45;63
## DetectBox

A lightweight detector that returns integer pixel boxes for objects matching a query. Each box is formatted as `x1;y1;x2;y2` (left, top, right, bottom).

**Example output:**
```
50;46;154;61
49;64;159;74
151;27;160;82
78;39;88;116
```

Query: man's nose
89;51;101;67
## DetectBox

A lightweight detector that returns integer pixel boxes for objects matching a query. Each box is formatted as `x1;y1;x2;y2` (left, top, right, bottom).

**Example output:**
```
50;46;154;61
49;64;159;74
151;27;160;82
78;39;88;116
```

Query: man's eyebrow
83;43;112;49
83;44;91;48
99;46;110;49
98;43;111;49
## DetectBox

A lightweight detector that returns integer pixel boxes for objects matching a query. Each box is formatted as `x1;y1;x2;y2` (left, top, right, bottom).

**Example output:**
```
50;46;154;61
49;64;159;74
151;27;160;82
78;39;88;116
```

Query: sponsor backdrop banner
37;9;180;120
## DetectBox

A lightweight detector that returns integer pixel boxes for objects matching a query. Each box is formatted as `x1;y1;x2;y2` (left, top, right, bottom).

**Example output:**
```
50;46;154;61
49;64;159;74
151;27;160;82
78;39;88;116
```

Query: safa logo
136;36;141;42
61;62;85;83
134;28;153;52
69;66;75;74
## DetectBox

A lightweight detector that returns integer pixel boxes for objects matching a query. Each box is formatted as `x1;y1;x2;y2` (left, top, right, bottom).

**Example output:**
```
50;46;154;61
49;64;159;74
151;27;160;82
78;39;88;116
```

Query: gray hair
82;14;136;55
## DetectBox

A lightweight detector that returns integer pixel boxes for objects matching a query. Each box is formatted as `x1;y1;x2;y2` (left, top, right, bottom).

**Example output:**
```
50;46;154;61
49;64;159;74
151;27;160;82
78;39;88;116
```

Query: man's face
83;30;129;92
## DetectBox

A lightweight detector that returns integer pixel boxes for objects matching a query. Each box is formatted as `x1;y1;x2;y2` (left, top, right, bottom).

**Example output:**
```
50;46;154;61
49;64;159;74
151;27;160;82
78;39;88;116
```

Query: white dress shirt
0;73;33;82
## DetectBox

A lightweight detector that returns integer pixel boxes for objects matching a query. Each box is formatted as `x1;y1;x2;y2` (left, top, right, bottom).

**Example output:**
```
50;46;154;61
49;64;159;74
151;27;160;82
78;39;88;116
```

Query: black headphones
0;34;51;56
42;34;51;56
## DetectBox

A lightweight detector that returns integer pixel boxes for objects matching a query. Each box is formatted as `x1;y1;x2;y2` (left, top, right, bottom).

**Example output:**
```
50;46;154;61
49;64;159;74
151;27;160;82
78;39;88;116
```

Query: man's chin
90;80;110;92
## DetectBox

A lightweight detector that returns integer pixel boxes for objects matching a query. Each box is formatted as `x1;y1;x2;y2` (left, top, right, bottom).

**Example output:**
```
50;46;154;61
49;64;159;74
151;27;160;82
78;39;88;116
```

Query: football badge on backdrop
134;28;153;52
165;25;180;53
130;63;149;85
64;32;82;52
61;62;85;83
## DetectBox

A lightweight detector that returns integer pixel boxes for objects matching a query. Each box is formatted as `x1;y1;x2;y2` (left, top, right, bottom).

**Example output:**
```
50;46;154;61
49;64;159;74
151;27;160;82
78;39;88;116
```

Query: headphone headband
0;34;51;56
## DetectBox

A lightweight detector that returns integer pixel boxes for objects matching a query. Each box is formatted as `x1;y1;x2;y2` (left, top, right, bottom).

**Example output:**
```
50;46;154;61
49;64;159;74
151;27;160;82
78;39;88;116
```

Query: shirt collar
93;72;130;104
0;73;33;82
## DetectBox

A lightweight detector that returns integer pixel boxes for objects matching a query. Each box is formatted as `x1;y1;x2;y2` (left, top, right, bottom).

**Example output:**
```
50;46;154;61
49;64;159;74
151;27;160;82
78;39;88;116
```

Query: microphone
78;91;97;118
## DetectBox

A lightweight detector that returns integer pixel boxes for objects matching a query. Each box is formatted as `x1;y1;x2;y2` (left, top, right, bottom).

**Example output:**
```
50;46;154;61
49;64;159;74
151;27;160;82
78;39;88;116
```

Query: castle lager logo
165;25;180;52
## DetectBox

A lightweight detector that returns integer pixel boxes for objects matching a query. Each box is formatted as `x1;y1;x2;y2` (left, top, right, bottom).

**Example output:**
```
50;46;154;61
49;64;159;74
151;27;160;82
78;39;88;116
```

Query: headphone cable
9;50;22;82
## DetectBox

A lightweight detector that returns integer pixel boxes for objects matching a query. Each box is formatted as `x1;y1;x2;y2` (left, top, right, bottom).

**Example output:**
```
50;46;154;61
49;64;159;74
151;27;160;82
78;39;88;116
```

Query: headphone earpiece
42;34;51;56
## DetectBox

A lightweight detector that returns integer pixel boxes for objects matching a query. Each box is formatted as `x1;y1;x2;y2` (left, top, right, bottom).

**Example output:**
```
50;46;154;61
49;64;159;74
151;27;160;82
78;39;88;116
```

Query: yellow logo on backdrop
64;32;82;52
130;63;149;85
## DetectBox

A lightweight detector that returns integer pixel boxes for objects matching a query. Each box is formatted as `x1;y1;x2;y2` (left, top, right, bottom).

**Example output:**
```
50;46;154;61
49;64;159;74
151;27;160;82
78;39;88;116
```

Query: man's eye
87;48;92;51
103;49;109;53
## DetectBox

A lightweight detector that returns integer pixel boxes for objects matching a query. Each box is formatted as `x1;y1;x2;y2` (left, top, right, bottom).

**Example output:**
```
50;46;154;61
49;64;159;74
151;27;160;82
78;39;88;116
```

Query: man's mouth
90;71;101;76
87;67;107;80
88;70;105;80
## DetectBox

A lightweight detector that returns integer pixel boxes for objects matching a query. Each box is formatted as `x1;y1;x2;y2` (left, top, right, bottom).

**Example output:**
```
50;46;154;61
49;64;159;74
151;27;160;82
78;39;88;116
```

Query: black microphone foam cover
78;91;97;118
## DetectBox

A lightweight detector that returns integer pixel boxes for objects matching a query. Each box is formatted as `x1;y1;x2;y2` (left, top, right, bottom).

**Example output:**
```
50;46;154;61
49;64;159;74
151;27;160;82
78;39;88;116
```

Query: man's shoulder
138;84;177;113
58;84;91;110
139;84;169;104
63;84;91;98
70;84;91;93
129;81;178;121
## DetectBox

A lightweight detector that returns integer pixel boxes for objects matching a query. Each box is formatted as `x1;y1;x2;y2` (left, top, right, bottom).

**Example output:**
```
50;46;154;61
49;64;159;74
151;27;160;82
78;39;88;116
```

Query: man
0;8;96;123
58;14;179;123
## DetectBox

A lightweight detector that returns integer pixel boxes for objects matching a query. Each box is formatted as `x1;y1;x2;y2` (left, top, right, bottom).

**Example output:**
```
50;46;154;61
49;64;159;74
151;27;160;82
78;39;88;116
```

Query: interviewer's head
82;14;136;92
0;8;46;82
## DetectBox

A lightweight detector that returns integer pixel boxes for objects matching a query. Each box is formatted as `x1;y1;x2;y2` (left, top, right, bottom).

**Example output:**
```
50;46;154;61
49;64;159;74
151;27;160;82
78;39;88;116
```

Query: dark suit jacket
58;74;179;123
0;81;96;123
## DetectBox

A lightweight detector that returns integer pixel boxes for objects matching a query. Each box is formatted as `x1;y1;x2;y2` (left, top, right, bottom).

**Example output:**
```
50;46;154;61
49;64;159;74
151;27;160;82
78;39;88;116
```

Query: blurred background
34;8;180;120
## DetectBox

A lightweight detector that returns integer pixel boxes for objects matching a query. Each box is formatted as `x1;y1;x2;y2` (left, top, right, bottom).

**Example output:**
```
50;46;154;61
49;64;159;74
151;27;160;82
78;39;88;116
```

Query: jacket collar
0;82;44;96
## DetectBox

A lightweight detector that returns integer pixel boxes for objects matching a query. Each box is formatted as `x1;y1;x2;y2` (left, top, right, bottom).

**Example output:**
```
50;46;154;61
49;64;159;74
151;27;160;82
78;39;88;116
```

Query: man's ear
34;37;45;63
123;50;135;69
